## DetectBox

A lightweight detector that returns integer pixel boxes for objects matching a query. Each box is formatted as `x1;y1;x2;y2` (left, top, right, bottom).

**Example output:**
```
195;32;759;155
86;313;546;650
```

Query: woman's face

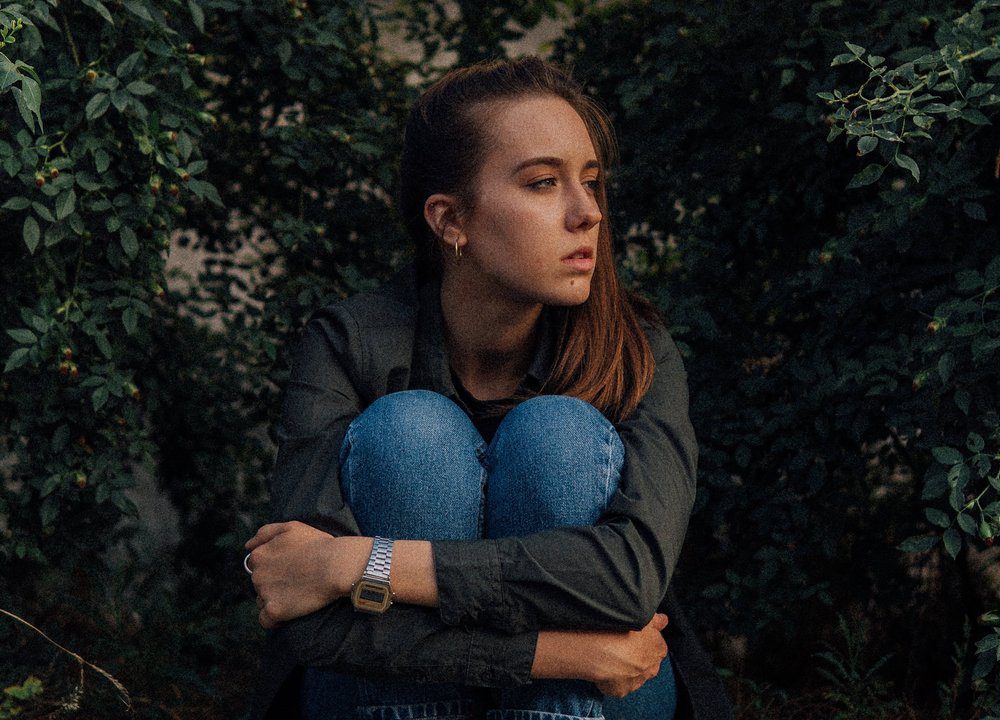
442;94;604;307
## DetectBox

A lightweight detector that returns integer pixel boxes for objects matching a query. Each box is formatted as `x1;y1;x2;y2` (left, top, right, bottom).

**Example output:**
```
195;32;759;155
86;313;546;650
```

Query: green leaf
11;86;34;132
962;108;991;125
189;0;205;33
92;385;109;411
40;474;62;497
122;307;138;335
95;149;111;173
968;82;994;98
967;432;985;453
6;328;36;344
897;534;938;552
894;153;920;182
277;40;292;65
933;446;963;465
957;512;978;535
857;136;877;155
93;331;113;359
32;202;55;222
116;51;143;79
938;353;954;384
845;42;865;57
964;202;987;221
3;347;30;372
124;0;155;22
924;508;951;528
943;527;962;559
55;189;76;220
831;53;855;66
86;92;111;120
955;389;971;414
82;0;115;25
2;196;30;210
23;215;39;253
955;269;983;290
176;132;192;162
846;163;884;189
40;496;59;526
126;80;156;96
20;75;41;121
120;226;138;258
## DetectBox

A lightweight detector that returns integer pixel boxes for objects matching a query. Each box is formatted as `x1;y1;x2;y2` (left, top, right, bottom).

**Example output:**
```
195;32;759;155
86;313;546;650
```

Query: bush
1;0;997;717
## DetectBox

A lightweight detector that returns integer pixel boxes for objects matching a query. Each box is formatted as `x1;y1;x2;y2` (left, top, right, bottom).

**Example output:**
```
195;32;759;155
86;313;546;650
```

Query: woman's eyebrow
511;156;601;175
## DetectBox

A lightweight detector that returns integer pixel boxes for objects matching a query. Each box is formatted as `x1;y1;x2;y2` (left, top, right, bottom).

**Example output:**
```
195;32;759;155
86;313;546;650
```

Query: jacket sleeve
432;320;698;633
263;308;537;686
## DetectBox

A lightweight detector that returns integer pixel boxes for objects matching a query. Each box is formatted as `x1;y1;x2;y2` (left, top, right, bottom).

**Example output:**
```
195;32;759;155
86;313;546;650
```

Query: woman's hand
590;613;669;698
532;612;669;698
244;521;370;629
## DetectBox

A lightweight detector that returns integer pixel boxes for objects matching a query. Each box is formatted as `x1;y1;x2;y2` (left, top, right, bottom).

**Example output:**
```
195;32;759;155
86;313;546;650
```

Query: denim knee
485;395;625;535
338;390;487;540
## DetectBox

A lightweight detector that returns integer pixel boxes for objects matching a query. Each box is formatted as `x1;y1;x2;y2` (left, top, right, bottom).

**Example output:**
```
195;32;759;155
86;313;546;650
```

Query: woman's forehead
478;95;598;169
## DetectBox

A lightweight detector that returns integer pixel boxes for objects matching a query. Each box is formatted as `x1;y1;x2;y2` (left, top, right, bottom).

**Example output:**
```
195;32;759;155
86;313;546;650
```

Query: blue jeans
301;390;678;720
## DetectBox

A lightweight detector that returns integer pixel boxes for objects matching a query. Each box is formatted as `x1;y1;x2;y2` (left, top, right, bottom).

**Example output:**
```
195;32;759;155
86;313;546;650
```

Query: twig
0;607;133;715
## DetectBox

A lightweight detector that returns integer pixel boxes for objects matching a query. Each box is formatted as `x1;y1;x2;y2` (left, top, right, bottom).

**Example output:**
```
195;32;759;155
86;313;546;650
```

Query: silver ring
243;552;253;575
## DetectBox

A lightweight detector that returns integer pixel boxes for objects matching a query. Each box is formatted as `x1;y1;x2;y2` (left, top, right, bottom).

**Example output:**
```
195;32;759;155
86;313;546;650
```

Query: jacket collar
409;268;561;399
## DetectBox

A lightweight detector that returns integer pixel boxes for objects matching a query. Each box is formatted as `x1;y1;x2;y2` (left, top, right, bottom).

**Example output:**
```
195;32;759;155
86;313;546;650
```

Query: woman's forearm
533;614;670;698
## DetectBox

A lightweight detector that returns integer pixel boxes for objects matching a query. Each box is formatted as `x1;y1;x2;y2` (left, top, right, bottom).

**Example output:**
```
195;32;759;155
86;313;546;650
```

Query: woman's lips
562;248;594;272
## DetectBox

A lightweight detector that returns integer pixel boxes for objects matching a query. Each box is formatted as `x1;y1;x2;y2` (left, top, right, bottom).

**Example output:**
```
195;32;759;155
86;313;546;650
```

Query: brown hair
397;55;662;423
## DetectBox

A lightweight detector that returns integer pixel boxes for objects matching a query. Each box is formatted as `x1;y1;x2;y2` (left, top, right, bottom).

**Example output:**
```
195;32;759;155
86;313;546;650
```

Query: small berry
49;167;60;179
115;415;127;427
69;364;78;380
75;471;87;489
62;347;73;360
818;251;832;264
179;170;190;183
315;226;326;237
926;319;942;334
58;360;70;376
185;42;195;53
168;183;180;197
169;131;178;142
986;537;995;548
85;69;97;82
35;173;45;188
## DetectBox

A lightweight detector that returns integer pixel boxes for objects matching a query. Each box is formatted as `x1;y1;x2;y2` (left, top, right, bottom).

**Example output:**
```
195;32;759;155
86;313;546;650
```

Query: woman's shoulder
307;262;419;333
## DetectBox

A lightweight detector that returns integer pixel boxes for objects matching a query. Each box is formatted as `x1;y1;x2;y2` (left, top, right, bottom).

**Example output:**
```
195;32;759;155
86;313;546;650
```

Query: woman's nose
568;184;602;231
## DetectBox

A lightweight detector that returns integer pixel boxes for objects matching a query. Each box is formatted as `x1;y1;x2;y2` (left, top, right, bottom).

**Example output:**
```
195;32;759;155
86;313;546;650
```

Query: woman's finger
244;522;292;550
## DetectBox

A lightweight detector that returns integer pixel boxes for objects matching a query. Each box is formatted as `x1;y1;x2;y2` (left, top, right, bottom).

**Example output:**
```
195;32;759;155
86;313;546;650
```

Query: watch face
351;579;393;614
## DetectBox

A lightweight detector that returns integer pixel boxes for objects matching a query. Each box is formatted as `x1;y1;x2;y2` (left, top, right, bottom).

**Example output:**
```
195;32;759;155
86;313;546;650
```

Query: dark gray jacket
249;262;733;720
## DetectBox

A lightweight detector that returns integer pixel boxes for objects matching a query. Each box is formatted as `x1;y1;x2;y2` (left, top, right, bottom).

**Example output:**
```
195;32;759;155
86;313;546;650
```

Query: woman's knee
485;395;625;533
346;390;472;447
338;390;485;539
492;394;623;470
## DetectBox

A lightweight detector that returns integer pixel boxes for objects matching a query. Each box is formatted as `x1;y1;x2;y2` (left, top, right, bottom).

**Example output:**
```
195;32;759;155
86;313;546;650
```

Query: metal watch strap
362;536;393;581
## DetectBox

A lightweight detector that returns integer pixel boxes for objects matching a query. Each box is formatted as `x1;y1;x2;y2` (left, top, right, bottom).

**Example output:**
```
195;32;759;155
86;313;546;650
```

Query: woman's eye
529;178;557;189
584;179;601;192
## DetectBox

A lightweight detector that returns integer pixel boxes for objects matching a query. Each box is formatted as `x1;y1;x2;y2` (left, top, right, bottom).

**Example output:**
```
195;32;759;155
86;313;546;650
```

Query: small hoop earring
454;239;462;259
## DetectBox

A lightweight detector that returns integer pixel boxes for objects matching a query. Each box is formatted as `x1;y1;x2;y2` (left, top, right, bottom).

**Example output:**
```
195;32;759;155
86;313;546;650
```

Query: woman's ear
424;193;467;253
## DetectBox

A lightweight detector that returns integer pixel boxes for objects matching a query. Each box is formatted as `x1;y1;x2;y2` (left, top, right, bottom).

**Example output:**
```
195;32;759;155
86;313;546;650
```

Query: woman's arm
430;319;696;633
261;310;668;691
260;314;695;635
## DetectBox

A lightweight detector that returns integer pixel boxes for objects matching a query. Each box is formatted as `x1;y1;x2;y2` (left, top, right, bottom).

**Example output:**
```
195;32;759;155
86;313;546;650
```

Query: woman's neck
439;269;543;400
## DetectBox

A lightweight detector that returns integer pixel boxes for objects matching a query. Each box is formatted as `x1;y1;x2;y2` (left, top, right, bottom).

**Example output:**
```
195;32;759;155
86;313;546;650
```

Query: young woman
243;56;732;720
